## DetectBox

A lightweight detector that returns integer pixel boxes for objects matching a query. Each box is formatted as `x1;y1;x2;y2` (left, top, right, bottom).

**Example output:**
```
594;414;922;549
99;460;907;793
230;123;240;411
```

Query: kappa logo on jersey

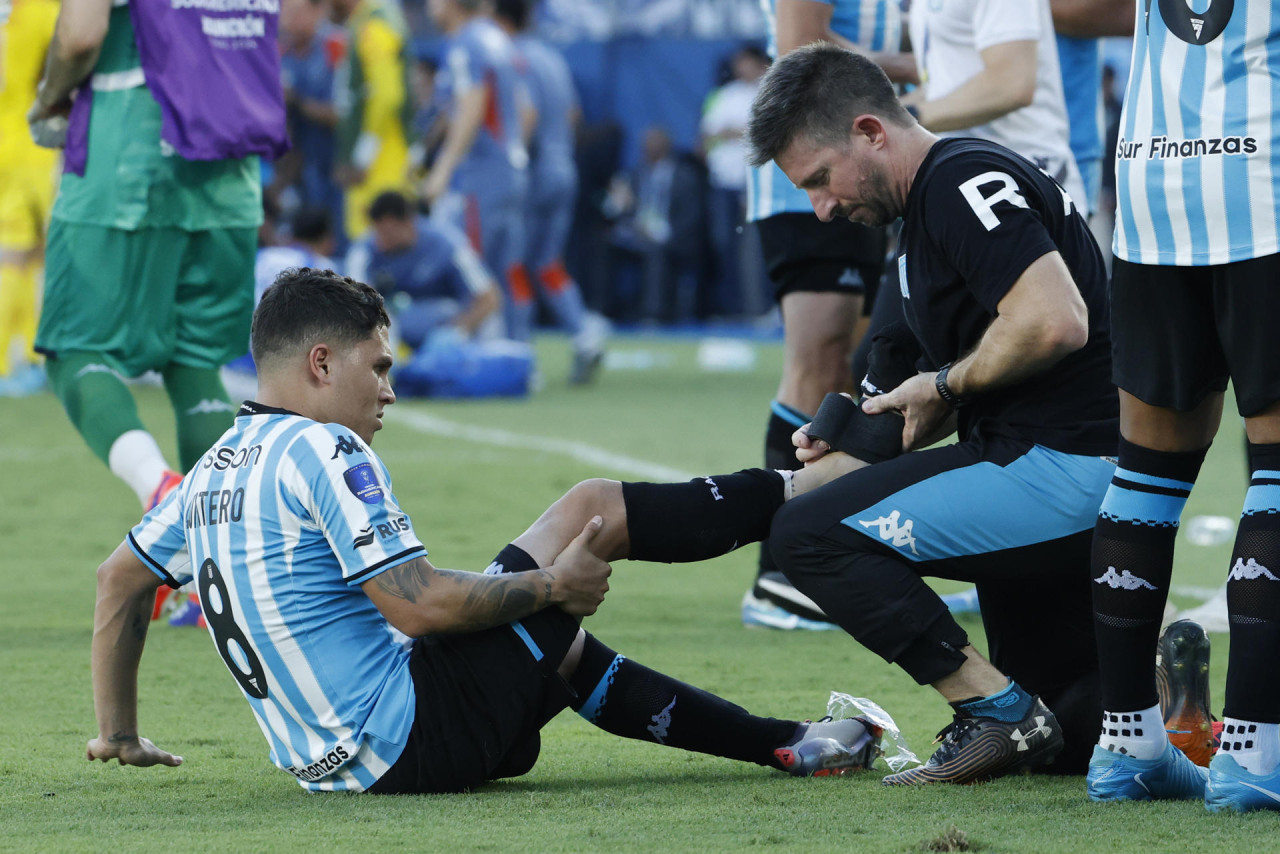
331;434;365;459
185;398;236;416
1095;566;1159;590
647;696;676;744
1229;557;1279;582
858;510;919;555
958;171;1029;232
342;462;384;504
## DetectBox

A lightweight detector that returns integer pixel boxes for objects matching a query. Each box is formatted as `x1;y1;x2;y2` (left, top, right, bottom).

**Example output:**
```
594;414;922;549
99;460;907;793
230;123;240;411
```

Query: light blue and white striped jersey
129;403;426;792
515;33;580;201
1114;0;1280;265
746;0;902;222
437;16;529;200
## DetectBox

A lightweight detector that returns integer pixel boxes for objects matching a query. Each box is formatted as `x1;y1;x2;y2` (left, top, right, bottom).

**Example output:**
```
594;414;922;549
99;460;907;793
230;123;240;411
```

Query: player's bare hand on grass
549;516;612;616
861;373;950;451
87;734;183;767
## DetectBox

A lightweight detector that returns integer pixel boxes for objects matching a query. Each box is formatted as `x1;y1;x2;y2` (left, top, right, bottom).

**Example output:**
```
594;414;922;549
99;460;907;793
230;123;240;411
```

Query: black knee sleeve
623;469;785;563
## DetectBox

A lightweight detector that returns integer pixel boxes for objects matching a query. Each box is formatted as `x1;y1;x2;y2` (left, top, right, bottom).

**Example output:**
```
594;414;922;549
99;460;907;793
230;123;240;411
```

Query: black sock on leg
1092;439;1206;712
567;633;796;767
1224;442;1280;723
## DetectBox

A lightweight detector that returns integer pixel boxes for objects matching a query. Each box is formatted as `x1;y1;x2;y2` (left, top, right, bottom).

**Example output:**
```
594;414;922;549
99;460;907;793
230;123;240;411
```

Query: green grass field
1;335;1271;853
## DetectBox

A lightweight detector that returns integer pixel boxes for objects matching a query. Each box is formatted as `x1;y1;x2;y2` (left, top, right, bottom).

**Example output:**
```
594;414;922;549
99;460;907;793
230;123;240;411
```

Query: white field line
389;408;697;483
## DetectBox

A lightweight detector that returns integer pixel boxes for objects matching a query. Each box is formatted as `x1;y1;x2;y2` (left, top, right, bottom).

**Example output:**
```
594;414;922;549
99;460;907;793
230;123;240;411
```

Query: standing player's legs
37;223;189;507
475;192;534;343
163;227;256;471
748;212;885;628
526;179;603;384
1088;260;1222;802
1203;253;1280;812
768;439;1113;783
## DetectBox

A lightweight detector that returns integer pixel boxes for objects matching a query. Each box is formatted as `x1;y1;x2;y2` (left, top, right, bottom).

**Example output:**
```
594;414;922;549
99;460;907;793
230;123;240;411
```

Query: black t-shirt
897;137;1118;456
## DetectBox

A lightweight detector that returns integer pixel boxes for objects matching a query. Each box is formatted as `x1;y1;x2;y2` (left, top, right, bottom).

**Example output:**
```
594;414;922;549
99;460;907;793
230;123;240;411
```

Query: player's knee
767;493;827;573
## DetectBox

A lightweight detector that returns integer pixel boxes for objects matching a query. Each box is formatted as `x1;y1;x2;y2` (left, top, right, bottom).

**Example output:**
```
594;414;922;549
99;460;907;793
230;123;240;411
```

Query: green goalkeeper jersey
51;4;262;231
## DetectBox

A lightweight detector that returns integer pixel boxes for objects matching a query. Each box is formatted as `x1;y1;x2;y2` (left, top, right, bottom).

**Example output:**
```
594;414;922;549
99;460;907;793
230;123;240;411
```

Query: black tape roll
807;393;904;464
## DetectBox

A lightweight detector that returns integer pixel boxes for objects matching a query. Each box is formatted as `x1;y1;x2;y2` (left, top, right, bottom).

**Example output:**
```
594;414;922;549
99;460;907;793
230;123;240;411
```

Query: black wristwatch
935;363;967;408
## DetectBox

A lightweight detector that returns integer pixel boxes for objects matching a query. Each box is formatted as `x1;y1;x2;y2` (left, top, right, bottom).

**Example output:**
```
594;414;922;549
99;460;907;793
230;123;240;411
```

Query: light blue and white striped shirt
747;0;902;222
1114;0;1280;265
129;404;425;792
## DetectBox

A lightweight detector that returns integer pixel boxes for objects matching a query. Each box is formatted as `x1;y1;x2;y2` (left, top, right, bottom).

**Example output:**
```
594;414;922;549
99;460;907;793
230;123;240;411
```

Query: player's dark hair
492;0;531;30
368;190;412;223
290;206;332;243
251;268;390;368
746;42;912;168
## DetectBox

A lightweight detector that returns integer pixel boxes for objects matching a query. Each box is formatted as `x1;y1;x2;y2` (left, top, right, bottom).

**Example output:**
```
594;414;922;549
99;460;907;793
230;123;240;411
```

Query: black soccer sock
1223;442;1280;724
486;543;540;575
758;401;809;579
1092;438;1206;711
162;362;235;472
623;469;786;563
567;633;797;768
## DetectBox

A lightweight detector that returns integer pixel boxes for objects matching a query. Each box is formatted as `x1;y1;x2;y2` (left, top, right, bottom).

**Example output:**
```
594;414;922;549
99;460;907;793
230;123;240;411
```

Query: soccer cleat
940;586;981;615
741;591;839;631
1086;742;1208;802
882;698;1062;786
1205;751;1280;813
774;716;883;777
1155;619;1215;767
168;593;207;629
145;469;183;512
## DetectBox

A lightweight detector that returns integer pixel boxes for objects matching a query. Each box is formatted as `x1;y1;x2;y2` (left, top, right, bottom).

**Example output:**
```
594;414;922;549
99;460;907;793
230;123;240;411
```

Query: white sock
1098;704;1167;760
108;429;171;506
775;468;794;501
1220;718;1280;775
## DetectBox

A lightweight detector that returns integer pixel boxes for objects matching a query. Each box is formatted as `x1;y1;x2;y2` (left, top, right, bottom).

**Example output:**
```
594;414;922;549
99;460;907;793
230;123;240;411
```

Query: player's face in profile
328;326;396;445
777;132;896;228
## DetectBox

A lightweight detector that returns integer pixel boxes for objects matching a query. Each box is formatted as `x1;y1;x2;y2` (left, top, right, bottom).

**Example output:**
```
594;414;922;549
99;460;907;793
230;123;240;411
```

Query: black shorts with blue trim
1112;253;1280;416
368;608;579;794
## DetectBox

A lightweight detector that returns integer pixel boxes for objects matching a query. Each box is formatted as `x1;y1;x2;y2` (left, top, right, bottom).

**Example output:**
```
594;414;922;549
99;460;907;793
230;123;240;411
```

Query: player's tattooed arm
87;542;183;769
365;518;611;635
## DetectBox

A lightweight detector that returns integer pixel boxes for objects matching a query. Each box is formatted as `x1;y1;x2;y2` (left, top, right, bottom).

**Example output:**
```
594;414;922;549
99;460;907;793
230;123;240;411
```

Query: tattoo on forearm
375;561;431;603
534;569;553;604
375;560;552;631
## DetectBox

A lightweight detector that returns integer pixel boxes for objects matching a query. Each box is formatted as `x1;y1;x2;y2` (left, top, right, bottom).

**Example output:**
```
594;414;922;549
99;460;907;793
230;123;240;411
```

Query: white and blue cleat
1205;752;1280;813
1086;742;1208;802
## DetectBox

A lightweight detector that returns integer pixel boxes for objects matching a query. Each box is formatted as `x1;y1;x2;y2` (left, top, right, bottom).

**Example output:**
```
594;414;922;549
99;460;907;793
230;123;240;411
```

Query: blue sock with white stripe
1092;438;1206;749
567;633;795;767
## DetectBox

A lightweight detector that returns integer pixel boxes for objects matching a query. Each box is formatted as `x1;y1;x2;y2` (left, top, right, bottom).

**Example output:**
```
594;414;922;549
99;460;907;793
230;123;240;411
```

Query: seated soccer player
347;191;501;351
85;269;878;793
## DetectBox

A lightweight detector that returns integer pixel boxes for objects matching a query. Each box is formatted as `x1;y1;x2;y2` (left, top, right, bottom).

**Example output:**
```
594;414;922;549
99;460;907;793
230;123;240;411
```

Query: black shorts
755;212;886;311
1112;253;1280;416
367;608;580;794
